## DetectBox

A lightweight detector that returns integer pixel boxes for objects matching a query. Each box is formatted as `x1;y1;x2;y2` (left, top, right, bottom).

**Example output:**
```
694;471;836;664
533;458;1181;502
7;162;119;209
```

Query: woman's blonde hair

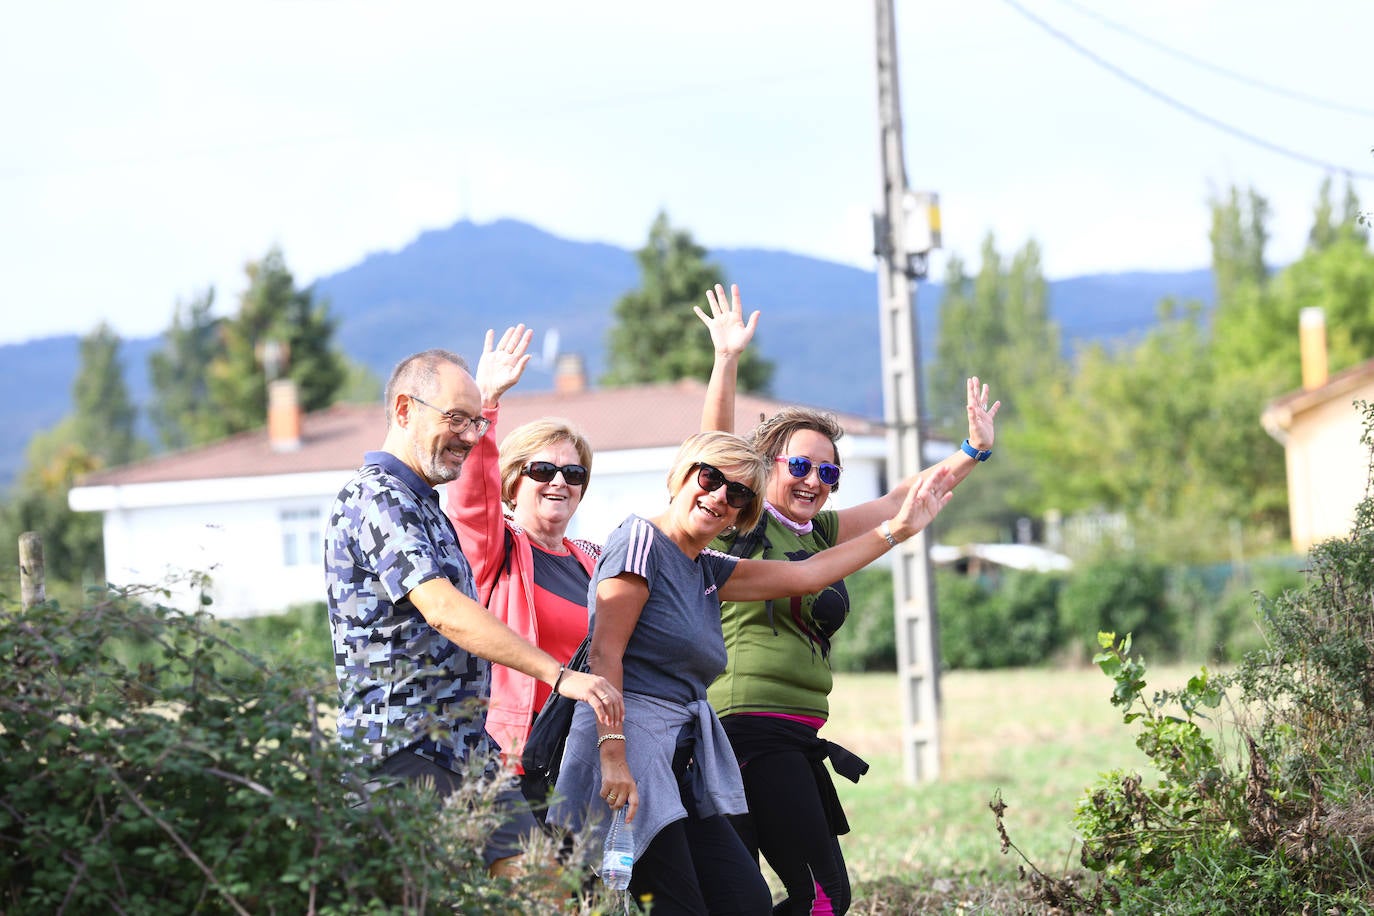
498;418;593;509
666;431;769;532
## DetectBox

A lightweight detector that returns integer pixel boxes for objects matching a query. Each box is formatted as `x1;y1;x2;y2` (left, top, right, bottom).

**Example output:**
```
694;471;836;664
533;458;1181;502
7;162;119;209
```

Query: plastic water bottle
601;805;635;890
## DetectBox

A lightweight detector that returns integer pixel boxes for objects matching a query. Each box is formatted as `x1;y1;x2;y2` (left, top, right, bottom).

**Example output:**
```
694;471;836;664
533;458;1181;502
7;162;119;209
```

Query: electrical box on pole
873;0;942;784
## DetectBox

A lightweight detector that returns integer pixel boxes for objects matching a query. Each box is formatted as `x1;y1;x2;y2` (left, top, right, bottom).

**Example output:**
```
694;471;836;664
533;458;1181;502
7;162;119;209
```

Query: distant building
69;364;914;618
1261;308;1374;553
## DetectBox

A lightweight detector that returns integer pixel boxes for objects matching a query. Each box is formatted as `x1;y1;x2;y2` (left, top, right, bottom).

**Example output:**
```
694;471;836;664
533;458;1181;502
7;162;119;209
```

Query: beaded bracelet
597;733;626;748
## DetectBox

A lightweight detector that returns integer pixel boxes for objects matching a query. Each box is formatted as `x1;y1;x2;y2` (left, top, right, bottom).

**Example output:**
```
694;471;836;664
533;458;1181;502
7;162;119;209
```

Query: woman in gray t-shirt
549;431;952;914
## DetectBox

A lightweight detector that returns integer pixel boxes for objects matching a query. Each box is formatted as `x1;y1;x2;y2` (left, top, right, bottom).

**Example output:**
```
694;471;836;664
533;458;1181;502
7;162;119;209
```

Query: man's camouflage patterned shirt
325;450;497;775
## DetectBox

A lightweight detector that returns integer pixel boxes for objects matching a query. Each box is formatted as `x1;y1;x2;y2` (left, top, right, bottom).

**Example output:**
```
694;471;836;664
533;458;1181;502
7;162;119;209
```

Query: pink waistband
739;711;827;731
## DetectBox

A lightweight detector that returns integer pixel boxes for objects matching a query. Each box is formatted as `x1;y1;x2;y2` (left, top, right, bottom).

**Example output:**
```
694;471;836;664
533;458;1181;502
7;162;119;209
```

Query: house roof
76;380;885;487
1262;356;1374;437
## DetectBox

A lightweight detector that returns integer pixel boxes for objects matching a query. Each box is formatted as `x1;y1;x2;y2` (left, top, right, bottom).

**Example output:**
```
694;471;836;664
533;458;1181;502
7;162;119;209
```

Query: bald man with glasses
325;347;624;878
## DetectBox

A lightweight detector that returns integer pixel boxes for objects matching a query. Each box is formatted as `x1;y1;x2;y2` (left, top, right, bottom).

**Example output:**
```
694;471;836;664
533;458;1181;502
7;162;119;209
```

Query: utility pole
873;0;942;784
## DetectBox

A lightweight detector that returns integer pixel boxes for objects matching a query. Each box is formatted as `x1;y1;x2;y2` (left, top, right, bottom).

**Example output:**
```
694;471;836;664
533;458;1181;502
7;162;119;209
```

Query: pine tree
929;233;1060;436
205;247;344;438
602;212;773;391
72;322;142;467
149;288;222;450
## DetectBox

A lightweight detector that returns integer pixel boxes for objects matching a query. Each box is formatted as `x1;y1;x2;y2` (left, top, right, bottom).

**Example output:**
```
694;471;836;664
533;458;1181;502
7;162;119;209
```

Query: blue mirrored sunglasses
777;455;842;487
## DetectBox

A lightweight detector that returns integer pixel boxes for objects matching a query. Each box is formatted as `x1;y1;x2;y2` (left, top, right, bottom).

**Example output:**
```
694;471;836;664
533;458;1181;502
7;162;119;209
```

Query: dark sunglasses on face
522;461;589;487
777;455;843;487
692;462;756;509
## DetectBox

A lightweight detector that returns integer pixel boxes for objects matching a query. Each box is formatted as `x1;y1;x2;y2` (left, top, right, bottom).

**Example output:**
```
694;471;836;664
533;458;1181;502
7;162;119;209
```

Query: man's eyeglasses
522;461;589;487
692;462;757;509
407;395;491;438
777;455;842;487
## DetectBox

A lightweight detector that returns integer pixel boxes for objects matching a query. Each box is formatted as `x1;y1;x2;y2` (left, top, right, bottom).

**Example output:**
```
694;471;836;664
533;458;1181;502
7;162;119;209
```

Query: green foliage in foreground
0;587;616;914
1000;401;1374;914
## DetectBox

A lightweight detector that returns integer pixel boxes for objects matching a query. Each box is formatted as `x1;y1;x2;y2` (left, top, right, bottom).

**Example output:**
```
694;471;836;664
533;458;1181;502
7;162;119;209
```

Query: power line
997;0;1374;181
1050;0;1374;119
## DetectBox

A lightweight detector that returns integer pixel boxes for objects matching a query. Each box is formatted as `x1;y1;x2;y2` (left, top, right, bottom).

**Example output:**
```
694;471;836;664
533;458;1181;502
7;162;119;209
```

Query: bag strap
535;633;592;717
727;516;779;634
479;526;514;608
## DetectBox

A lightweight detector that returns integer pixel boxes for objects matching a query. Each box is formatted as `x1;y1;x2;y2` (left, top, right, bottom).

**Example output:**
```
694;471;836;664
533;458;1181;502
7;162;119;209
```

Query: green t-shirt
706;508;851;720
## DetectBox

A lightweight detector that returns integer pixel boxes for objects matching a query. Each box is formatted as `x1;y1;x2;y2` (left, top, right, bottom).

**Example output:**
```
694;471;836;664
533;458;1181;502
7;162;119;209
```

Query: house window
281;508;323;567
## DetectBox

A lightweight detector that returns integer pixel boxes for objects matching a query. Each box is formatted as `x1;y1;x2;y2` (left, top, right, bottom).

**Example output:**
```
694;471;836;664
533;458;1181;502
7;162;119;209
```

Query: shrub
0;585;615;914
934;570;995;670
999;402;1374;914
936;568;1063;670
1058;556;1175;663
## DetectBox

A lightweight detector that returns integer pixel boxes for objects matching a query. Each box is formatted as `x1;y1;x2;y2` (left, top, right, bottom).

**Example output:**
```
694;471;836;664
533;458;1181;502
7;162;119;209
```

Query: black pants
625;737;771;915
733;750;851;915
628;809;772;915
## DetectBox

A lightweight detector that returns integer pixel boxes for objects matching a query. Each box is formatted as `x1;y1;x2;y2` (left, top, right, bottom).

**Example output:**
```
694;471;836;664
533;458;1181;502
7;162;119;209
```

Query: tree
1308;175;1369;252
335;355;384;404
149;288;222;450
0;418;104;595
602;211;773;390
71;322;143;468
204;247;344;438
929;233;1062;437
1012;299;1274;559
926;233;1063;539
1208;184;1269;309
1;324;145;595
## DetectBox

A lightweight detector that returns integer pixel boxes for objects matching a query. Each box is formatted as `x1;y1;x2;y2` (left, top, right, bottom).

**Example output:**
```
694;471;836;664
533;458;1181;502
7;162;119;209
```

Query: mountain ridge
0;217;1214;487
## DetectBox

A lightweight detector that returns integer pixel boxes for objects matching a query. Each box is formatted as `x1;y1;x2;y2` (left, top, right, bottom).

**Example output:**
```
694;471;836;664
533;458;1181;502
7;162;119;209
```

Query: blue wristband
961;439;992;462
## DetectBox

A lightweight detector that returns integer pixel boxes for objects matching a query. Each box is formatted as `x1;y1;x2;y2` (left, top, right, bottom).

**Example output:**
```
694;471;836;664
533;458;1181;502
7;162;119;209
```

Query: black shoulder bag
520;635;592;793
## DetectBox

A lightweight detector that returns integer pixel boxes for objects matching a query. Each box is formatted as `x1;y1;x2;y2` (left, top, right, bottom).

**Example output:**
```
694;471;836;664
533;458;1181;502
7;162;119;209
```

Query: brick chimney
554;352;587;395
267;378;303;451
1299;307;1328;391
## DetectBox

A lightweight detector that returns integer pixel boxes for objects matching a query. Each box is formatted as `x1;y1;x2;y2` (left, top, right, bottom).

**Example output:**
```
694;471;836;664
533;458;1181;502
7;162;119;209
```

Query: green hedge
831;554;1304;672
0;587;614;914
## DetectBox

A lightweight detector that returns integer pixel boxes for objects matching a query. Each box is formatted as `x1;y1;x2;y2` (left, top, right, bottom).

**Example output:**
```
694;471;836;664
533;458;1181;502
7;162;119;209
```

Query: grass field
806;665;1210;907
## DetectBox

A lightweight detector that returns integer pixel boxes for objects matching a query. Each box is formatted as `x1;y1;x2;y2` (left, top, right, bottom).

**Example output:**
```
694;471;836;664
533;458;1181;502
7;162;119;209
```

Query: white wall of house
1284;393;1373;551
72;471;350;618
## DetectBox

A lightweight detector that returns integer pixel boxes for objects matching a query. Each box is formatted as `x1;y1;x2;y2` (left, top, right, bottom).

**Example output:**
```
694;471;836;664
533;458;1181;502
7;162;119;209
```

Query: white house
69;364;920;618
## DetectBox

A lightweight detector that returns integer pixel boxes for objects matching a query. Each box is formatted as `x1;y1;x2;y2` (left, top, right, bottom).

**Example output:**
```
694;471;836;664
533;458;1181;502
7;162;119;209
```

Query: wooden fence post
19;531;45;609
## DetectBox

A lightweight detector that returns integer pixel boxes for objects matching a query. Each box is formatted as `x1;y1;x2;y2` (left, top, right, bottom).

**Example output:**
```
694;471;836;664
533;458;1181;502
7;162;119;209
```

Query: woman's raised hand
693;283;759;359
888;466;953;542
475;325;534;408
966;376;1001;452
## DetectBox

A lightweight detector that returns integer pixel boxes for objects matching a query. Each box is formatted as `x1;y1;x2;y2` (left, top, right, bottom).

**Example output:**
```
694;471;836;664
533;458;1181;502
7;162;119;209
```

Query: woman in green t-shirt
694;284;1000;915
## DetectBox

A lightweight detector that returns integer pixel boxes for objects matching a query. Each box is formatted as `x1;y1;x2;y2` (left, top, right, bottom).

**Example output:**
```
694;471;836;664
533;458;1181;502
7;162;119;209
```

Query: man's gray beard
415;441;463;485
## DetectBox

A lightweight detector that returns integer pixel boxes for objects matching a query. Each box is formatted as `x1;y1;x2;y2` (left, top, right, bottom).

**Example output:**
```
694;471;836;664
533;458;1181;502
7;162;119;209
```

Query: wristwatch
961;439;992;462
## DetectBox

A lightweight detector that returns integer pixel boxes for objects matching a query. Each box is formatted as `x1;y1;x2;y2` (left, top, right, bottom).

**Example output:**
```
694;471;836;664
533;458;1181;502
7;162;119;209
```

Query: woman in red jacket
445;325;599;803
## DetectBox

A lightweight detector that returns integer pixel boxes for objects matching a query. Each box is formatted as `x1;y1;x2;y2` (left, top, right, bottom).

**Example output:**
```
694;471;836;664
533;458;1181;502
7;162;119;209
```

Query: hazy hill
0;218;1213;487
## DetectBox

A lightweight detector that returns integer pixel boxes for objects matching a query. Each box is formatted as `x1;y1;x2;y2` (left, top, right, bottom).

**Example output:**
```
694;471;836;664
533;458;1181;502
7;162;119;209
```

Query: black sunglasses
522;461;589;487
692;462;756;509
777;455;842;487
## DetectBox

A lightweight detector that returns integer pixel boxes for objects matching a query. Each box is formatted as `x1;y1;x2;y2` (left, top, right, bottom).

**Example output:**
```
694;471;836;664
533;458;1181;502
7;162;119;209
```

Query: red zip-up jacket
444;403;598;770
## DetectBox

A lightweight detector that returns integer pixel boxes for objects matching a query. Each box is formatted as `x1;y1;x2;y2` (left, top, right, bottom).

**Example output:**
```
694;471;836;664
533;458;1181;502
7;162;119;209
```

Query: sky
3;0;1371;347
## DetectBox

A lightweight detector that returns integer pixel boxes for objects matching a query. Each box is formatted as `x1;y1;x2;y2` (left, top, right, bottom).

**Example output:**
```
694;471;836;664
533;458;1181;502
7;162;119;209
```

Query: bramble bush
0;585;616;914
996;401;1374;914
